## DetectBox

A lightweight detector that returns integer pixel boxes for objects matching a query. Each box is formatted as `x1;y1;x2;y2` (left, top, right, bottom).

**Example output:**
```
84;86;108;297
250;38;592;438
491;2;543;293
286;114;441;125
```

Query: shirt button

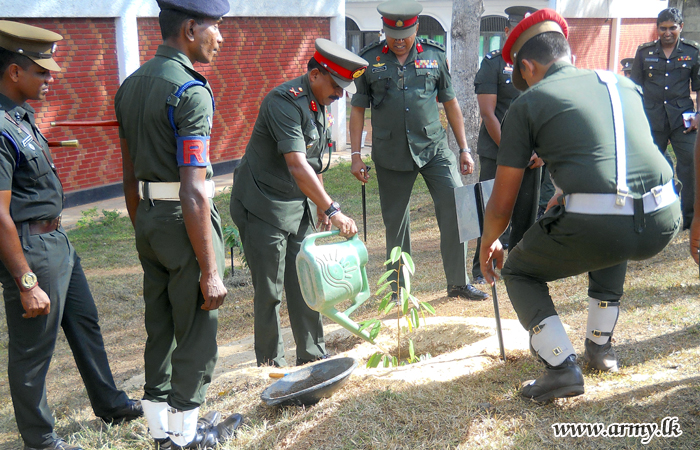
664;100;668;104
667;60;670;63
406;108;409;111
665;73;669;76
665;86;669;90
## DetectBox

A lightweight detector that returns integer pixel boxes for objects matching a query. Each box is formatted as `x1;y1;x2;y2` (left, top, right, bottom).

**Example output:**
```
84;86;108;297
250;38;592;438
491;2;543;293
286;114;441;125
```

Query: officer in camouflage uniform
471;6;541;283
115;1;241;448
481;9;681;403
350;0;488;301
231;39;366;368
631;7;700;229
0;21;141;450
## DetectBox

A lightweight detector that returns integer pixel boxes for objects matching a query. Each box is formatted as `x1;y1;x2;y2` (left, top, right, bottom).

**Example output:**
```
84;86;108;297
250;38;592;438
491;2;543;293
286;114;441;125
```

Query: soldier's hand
690;215;700;265
316;206;332;232
20;287;51;318
330;212;357;238
351;159;370;183
479;238;504;286
459;151;474;175
684;114;699;134
529;153;544;169
201;274;227;311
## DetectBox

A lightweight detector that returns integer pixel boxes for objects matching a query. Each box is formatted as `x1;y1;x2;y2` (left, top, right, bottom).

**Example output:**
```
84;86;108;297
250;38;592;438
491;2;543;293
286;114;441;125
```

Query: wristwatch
324;201;341;218
458;148;470;154
15;271;38;292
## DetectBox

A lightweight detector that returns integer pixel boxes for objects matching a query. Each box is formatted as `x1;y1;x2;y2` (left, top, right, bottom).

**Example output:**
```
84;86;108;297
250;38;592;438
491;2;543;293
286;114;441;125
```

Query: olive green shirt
631;38;700;131
499;62;672;197
352;39;455;171
0;94;63;222
231;74;331;235
115;45;214;183
473;50;519;160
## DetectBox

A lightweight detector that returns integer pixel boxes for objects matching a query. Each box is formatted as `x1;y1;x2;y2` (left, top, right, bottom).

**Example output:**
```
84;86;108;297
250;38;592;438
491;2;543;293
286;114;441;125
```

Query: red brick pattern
137;17;329;166
618;18;658;73
567;18;612;70
15;18;121;193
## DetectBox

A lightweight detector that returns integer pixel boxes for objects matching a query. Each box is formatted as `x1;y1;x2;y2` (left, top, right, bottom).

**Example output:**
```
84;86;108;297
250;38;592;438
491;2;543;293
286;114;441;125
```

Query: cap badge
396;19;404;28
352;68;366;78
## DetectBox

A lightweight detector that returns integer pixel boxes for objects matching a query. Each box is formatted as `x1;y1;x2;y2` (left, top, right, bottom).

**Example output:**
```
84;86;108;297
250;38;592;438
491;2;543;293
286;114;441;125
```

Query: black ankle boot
521;354;584;403
182;412;243;449
582;338;619;372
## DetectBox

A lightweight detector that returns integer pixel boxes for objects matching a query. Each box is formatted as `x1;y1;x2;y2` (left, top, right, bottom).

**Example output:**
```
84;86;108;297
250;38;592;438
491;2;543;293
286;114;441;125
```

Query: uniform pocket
20;146;51;183
415;68;438;96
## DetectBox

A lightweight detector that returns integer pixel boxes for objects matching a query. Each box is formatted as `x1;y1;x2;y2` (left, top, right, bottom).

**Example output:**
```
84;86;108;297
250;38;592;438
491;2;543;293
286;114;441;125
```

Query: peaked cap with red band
378;0;423;39
502;9;568;91
502;8;568;65
313;38;368;94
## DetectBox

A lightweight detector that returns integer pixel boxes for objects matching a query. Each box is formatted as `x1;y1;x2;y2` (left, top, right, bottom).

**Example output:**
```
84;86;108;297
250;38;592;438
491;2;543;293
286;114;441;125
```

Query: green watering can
296;231;374;343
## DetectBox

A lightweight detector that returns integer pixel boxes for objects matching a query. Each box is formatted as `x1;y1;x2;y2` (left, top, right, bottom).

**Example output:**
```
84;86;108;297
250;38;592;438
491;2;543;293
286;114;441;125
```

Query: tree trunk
449;0;484;185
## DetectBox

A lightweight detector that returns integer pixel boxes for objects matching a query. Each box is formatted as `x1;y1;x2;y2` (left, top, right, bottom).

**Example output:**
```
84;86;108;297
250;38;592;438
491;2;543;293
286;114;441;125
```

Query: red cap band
502;9;568;65
382;15;418;29
313;51;365;80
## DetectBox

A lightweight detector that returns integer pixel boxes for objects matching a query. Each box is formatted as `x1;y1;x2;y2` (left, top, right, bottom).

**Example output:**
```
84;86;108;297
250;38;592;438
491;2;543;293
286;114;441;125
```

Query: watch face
21;272;38;289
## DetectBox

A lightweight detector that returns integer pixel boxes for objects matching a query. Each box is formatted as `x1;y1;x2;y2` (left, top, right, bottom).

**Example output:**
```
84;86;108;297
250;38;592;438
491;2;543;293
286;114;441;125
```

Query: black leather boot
183;412;243;449
582;338;619;372
521;354;585;403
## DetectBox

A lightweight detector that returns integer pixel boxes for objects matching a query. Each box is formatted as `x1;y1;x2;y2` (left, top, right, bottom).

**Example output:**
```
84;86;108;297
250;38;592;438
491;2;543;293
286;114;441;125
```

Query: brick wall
567;18;612;70
17;17;328;194
19;18;121;193
137;17;329;167
618;18;658;73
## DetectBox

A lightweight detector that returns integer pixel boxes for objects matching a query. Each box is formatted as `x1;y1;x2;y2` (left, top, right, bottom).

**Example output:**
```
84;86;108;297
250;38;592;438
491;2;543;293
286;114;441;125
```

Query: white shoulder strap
594;70;629;206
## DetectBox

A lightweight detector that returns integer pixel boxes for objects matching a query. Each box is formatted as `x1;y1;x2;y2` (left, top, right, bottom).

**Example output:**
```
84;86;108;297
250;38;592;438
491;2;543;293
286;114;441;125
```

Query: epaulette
485;49;501;60
681;38;700;49
282;84;309;101
418;37;445;51
638;40;657;50
359;40;385;56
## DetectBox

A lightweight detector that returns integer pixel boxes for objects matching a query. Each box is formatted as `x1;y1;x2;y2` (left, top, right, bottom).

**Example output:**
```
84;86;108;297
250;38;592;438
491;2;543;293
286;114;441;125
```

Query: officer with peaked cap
620;57;633;77
350;0;489;301
480;9;680;403
0;21;142;450
631;7;700;230
471;6;540;284
231;39;366;368
115;0;243;448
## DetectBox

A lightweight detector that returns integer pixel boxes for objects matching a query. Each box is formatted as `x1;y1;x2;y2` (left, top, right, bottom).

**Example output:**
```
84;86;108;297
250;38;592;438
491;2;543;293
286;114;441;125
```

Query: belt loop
633;197;645;234
20;222;30;250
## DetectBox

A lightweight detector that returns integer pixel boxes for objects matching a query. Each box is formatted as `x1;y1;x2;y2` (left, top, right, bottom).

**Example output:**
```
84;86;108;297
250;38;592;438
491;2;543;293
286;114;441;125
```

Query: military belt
16;217;61;236
138;180;215;201
563;180;676;215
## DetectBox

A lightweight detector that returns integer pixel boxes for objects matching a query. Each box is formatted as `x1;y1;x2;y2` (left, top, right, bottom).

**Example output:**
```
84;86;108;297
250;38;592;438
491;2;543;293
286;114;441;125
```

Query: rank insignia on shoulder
289;87;300;97
310;100;317;112
415;59;438;69
416;42;423;53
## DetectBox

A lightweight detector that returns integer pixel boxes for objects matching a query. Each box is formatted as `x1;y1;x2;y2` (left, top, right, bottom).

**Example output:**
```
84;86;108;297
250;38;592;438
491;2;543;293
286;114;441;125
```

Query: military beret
505;6;538;26
313;38;368;94
0;20;63;72
377;0;423;39
157;0;230;19
502;9;568;90
620;57;634;72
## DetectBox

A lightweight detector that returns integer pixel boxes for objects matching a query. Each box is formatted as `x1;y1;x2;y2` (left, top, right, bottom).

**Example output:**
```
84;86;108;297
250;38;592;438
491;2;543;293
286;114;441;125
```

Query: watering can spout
296;231;374;343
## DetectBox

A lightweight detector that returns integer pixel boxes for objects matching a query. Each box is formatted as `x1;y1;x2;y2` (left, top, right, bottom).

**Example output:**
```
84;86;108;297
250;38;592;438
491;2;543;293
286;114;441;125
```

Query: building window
346;18;380;54
417;15;446;45
479;15;509;62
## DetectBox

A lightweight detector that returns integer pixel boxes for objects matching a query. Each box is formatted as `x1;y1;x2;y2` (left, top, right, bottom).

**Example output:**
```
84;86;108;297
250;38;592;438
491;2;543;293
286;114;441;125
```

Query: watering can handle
304;230;359;246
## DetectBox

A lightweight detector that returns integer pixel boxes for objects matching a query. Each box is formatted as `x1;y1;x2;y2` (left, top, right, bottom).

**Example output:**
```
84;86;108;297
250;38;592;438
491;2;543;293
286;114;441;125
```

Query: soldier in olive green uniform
350;0;488;301
631;7;700;229
231;39;366;368
0;21;141;450
620;57;633;77
471;6;541;283
115;1;241;448
481;10;680;403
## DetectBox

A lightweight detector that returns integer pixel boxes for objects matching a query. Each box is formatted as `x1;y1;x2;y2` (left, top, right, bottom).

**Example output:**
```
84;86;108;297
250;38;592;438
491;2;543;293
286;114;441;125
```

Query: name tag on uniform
502;66;513;74
415;60;438;69
644;57;659;62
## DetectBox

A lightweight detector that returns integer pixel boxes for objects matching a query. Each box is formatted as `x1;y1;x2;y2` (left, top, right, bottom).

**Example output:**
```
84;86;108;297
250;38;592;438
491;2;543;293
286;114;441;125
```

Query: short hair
307;57;329;74
516;32;571;67
0;47;33;76
657;8;683;26
159;9;206;40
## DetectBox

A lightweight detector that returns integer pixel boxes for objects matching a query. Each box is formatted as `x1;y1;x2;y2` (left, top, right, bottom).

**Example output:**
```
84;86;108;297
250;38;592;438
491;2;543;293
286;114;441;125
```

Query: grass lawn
0;160;698;449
